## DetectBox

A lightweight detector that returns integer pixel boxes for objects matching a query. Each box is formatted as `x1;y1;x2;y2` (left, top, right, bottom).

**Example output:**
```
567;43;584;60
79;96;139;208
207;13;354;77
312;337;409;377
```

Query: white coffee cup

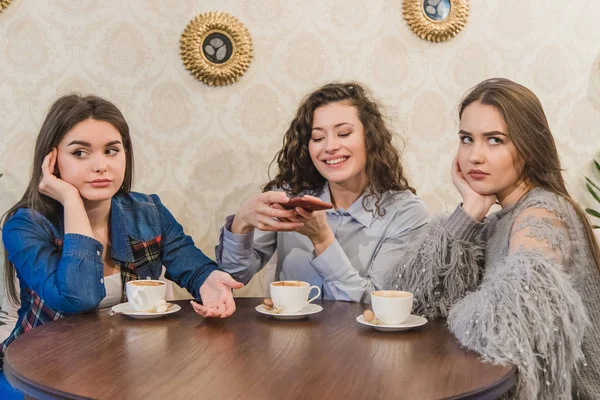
269;281;321;313
371;290;413;325
126;280;167;312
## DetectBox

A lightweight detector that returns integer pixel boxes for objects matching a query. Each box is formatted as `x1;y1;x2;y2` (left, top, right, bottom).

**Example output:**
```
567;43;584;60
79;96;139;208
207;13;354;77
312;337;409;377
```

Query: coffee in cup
126;280;167;311
269;281;321;313
128;281;164;287
371;290;413;325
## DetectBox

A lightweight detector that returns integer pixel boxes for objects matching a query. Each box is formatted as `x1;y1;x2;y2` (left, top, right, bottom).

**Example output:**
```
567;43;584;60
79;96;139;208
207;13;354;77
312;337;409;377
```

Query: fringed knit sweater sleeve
387;205;486;319
387;188;599;399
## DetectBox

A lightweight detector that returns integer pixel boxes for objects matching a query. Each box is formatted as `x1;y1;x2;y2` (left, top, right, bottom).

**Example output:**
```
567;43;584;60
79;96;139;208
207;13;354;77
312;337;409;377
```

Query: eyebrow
312;122;355;132
67;140;122;147
458;129;507;137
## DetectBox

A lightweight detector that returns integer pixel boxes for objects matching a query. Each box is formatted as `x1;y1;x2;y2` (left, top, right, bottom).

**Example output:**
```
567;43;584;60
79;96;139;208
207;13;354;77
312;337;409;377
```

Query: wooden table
4;299;516;399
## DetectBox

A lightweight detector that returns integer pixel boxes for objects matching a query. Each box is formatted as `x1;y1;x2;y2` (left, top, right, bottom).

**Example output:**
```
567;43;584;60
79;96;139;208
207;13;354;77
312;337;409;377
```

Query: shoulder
509;188;577;232
378;190;429;228
381;190;428;216
516;187;571;218
2;207;57;243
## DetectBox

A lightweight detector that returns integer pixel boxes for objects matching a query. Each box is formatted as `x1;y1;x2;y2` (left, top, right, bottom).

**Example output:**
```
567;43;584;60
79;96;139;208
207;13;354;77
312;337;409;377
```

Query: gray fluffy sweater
387;187;600;399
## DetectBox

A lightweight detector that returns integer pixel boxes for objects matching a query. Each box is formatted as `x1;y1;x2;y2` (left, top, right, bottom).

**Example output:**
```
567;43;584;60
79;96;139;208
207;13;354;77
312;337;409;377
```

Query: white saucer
255;303;323;320
110;302;181;319
356;314;428;331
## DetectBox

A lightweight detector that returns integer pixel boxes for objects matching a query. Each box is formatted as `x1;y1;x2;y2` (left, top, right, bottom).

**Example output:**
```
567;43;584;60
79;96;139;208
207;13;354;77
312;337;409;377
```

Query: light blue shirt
215;185;429;302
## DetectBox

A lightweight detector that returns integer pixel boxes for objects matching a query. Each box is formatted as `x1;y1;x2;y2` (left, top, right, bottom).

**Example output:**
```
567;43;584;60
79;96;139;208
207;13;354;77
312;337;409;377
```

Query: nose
325;135;341;153
93;160;108;173
468;141;485;164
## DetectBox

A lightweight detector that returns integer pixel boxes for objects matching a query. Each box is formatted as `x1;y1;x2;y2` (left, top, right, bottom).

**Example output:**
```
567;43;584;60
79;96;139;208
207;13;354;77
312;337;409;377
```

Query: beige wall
1;0;600;298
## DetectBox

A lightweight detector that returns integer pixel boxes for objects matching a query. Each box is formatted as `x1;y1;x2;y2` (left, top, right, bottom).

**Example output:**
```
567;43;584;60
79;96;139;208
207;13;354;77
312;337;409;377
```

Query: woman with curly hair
216;82;428;302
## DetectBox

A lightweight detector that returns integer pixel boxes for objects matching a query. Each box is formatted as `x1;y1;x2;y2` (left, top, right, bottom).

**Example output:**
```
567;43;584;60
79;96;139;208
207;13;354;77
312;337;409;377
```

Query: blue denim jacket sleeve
2;209;105;314
150;194;221;302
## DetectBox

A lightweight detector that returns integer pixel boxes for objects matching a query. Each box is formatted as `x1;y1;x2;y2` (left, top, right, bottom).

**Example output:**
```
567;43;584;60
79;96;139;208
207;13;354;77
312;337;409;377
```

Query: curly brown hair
264;82;415;216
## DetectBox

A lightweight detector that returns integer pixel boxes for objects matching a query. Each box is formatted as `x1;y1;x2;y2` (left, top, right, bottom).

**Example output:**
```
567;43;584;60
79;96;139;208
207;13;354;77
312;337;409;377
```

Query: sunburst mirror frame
403;0;469;43
180;11;253;86
0;0;13;12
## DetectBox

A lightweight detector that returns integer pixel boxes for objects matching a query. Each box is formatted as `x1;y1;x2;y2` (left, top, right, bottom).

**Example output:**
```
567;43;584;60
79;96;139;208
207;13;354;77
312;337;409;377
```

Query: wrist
231;215;254;234
311;230;335;250
62;194;84;209
461;201;487;222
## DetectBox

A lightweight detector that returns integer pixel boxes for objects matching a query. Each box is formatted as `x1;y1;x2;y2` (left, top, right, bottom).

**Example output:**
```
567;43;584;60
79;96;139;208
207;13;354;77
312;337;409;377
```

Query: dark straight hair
1;94;134;305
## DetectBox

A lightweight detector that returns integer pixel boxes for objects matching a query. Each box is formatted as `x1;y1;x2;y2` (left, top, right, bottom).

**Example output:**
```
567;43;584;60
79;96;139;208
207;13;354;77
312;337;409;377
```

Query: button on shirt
216;186;429;302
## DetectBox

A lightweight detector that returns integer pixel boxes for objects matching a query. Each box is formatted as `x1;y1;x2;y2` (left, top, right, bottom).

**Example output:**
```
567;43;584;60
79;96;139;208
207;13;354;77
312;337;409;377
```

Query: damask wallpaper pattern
1;0;600;298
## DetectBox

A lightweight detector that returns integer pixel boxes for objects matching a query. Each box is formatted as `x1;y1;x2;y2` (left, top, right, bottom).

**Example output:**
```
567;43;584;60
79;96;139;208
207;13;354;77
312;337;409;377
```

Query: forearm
230;214;254;234
388;206;485;318
216;215;276;284
448;253;588;400
310;240;376;302
27;235;104;313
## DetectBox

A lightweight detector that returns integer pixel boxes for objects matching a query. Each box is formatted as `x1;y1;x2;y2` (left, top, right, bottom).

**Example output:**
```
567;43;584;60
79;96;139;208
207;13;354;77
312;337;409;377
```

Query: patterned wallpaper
1;0;600;298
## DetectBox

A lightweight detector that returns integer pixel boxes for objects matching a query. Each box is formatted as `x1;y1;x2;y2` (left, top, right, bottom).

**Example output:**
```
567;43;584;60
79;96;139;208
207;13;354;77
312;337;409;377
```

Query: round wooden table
4;299;516;399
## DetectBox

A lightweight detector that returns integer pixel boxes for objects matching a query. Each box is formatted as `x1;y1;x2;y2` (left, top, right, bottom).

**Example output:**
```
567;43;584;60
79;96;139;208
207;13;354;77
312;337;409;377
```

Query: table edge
3;300;517;400
4;358;93;400
445;364;518;400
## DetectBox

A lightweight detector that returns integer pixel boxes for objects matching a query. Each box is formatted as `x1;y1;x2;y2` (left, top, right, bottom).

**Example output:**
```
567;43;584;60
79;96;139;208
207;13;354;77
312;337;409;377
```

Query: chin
79;189;118;202
467;182;497;197
472;188;497;197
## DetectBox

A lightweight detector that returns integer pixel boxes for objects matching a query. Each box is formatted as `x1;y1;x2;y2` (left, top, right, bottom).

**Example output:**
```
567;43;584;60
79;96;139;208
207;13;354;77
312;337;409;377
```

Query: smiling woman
216;82;429;302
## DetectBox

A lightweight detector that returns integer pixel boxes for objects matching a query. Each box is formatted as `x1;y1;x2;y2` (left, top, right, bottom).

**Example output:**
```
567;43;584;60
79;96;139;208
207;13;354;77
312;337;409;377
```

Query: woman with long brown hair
387;78;600;399
216;82;428;302
0;94;243;396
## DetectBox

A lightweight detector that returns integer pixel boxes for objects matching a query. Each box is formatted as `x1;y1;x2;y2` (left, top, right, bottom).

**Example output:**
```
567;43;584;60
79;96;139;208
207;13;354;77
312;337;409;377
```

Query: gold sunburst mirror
0;0;13;12
403;0;469;43
180;11;253;86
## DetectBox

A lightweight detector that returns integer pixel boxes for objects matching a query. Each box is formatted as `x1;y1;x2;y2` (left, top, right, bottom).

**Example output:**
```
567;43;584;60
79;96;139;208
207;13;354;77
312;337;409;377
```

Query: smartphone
280;196;333;211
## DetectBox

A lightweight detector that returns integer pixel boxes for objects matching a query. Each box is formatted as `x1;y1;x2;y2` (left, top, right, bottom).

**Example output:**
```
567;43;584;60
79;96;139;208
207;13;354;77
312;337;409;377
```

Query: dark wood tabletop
4;299;516;400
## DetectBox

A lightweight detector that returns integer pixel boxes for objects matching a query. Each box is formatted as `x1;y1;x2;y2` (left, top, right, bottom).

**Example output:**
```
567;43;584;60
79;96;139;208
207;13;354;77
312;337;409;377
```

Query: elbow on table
44;293;101;314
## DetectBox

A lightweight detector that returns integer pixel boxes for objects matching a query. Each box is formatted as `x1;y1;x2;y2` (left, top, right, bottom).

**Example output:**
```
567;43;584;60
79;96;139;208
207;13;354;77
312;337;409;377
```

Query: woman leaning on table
387;78;600;399
0;94;243;398
216;82;428;302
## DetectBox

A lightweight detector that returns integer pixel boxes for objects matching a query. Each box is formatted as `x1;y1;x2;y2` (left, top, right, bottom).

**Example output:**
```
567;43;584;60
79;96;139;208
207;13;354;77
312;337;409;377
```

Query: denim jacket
1;192;220;362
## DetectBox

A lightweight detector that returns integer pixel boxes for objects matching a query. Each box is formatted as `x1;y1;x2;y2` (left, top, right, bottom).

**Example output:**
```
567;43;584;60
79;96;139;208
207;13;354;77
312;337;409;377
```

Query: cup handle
307;285;321;304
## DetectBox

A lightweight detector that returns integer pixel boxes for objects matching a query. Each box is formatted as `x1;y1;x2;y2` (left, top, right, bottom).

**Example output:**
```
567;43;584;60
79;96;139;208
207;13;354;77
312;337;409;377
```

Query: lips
322;156;349;167
88;179;112;188
467;169;489;180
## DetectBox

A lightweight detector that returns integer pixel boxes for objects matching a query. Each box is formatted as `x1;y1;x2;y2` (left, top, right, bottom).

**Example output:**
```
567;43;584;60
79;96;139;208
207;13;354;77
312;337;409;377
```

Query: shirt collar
318;184;376;228
109;197;135;262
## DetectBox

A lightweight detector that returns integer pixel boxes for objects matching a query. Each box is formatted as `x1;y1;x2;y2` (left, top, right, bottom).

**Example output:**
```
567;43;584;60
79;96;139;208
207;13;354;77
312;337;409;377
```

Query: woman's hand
292;195;335;256
451;157;496;222
230;191;304;234
191;271;244;318
38;149;80;205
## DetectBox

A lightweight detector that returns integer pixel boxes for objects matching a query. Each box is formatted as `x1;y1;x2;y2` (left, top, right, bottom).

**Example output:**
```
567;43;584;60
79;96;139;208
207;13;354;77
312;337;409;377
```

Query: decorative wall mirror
180;11;253;86
403;0;469;43
0;0;13;12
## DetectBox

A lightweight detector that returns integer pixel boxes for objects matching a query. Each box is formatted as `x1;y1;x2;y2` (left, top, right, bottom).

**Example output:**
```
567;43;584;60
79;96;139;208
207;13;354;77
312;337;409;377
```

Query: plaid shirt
1;192;220;367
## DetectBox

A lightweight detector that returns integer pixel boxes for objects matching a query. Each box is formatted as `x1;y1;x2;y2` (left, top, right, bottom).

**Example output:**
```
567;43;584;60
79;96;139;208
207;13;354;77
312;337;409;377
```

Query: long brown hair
264;82;415;215
459;77;600;274
1;94;134;305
